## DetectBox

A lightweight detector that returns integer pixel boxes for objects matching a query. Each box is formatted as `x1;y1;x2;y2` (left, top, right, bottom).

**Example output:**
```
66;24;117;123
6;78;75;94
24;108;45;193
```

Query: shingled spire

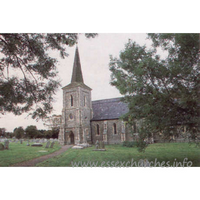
71;46;84;83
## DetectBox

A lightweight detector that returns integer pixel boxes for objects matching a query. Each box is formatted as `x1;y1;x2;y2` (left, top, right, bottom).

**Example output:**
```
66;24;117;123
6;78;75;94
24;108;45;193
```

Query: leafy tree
45;130;53;139
51;128;59;139
109;34;200;150
25;125;40;138
0;128;6;137
0;33;97;119
14;126;24;139
37;129;46;138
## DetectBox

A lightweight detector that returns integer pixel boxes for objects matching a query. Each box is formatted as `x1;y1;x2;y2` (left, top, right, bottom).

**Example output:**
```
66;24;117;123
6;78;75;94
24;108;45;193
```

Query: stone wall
91;119;128;144
59;85;92;145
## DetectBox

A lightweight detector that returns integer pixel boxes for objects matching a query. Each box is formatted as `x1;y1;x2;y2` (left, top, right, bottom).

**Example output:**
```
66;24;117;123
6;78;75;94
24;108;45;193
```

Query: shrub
122;141;136;148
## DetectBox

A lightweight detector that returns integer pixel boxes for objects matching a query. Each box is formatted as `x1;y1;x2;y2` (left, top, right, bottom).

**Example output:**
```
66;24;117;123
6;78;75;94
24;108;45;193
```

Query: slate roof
91;97;129;121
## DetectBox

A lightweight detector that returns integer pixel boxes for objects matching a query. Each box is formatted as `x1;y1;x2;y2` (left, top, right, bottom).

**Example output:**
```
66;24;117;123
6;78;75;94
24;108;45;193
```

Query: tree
0;128;6;137
109;34;200;150
43;114;61;130
25;125;40;138
14;126;24;139
0;33;97;119
45;130;53;139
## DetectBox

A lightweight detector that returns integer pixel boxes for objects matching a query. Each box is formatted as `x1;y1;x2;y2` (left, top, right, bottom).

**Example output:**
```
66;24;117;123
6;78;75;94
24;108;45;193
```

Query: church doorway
69;131;74;144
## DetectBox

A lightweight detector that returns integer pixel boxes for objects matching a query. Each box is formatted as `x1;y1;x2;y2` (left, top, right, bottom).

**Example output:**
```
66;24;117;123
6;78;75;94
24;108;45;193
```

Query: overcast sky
0;33;156;132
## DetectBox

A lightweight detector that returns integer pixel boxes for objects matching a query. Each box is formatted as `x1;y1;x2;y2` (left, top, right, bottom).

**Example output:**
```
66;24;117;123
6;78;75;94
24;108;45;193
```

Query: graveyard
0;138;61;166
0;139;200;167
37;142;200;167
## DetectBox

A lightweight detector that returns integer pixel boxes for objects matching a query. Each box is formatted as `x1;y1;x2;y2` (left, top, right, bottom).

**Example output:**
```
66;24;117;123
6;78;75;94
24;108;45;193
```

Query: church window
113;123;117;134
97;124;100;135
84;96;86;107
70;95;73;106
69;113;73;120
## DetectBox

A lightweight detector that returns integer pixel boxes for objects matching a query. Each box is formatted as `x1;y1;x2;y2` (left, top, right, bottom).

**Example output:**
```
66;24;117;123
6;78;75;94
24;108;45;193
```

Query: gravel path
12;145;72;167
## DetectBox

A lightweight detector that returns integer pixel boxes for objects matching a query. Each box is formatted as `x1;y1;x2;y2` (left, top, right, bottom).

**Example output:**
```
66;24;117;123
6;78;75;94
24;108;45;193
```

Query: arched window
113;123;117;134
97;124;100;135
84;96;86;107
70;95;73;106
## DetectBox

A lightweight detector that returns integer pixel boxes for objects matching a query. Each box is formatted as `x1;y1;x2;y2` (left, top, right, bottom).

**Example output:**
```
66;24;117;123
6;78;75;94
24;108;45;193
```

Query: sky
0;33;158;132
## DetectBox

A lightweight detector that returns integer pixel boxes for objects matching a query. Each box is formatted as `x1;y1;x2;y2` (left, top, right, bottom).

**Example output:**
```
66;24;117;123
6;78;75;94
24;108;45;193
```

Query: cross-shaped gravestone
45;141;50;148
50;142;55;148
4;140;9;150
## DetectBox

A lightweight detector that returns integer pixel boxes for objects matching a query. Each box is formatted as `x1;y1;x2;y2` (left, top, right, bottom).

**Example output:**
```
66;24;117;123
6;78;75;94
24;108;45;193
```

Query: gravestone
0;143;4;150
4;140;9;150
50;142;55;148
20;140;23;144
95;140;99;149
31;143;43;147
93;140;106;151
101;141;105;149
45;141;50;148
27;140;30;146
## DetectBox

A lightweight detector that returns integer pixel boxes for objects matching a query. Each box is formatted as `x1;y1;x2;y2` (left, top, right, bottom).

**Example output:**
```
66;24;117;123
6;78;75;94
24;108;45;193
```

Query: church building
58;47;133;145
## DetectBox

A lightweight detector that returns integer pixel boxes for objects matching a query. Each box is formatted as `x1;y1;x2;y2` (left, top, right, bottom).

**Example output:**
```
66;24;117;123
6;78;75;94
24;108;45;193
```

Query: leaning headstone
50;142;55;148
45;141;50;148
0;143;4;150
4;140;9;150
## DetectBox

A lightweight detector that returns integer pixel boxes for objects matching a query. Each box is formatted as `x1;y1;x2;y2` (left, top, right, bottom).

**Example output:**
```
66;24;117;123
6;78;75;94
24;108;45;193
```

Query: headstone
102;141;105;149
31;143;43;147
72;146;84;149
93;140;106;151
20;139;23;144
0;143;4;150
99;141;102;149
95;140;99;149
45;141;50;148
27;140;30;146
50;142;55;148
4;140;9;150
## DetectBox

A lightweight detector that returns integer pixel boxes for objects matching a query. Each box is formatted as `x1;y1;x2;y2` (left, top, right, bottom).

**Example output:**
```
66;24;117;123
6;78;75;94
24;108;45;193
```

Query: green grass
37;143;200;167
0;142;61;167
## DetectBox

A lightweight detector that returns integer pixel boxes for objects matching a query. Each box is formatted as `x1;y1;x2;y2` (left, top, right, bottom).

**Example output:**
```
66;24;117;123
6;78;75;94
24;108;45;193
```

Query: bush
122;141;136;147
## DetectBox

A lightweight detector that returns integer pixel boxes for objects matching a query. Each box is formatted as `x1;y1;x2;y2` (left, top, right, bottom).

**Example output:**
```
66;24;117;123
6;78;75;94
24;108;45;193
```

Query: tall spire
71;46;84;83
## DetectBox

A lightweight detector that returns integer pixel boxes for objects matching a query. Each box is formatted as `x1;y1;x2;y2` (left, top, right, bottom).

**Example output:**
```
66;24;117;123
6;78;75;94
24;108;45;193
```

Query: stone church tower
58;47;92;145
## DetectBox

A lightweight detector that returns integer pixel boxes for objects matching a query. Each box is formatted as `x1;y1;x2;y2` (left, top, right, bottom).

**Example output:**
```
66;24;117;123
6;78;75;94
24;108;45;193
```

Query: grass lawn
0;142;61;167
37;143;200;167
